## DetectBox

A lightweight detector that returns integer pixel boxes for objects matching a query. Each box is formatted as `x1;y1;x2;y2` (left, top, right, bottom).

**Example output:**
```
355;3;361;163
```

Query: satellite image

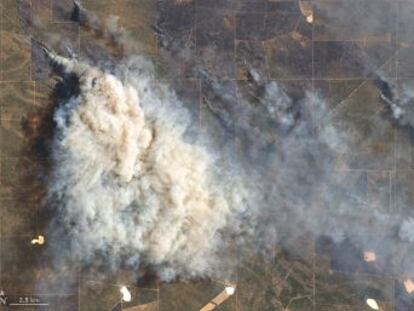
0;0;414;310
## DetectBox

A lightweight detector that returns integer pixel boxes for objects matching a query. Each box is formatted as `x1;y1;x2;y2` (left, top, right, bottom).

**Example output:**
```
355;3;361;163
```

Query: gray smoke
42;1;414;286
378;75;414;127
399;218;414;243
47;49;346;279
292;0;414;279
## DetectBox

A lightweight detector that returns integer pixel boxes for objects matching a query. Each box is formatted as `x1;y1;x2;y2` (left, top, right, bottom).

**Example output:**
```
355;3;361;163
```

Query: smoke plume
41;1;414;287
377;75;414;128
47;53;246;280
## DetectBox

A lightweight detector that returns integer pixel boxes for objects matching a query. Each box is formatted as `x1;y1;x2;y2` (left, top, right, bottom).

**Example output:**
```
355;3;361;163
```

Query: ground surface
0;0;413;310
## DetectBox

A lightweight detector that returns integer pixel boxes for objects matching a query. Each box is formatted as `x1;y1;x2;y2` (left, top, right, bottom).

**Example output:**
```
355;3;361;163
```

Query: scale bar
9;303;49;306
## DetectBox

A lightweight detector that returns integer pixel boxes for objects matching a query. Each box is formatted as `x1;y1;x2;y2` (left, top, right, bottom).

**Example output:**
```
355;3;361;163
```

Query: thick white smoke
46;48;414;282
381;81;414;127
41;1;414;285
47;54;245;280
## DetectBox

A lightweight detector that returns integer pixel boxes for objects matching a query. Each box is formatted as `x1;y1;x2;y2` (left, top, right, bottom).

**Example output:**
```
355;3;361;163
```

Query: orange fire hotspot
363;251;376;263
404;279;414;294
31;235;45;246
